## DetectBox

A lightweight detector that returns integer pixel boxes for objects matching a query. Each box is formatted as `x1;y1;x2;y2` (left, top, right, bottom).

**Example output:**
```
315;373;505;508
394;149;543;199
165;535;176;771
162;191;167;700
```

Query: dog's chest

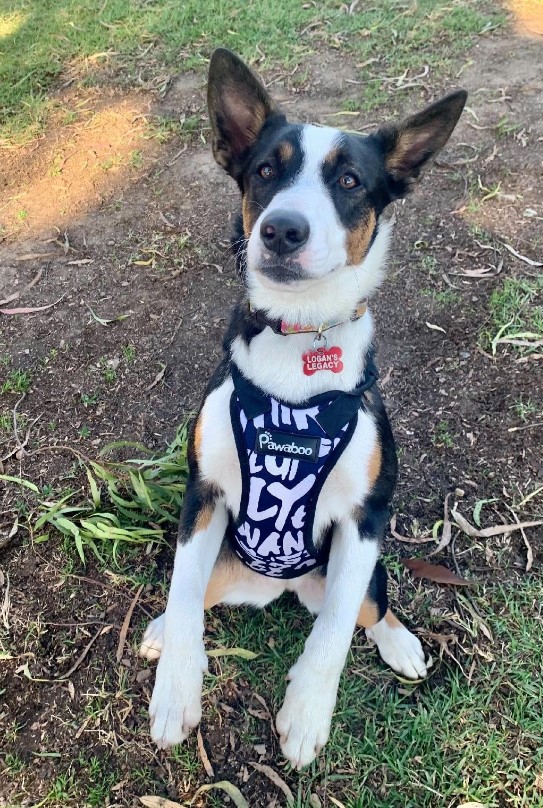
197;377;379;537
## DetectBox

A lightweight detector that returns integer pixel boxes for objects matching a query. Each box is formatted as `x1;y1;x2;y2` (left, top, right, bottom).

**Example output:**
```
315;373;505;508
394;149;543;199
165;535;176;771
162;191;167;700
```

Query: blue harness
229;360;378;578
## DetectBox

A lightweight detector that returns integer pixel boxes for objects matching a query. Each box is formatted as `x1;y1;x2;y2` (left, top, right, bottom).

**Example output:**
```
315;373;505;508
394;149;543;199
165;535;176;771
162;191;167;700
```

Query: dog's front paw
276;663;338;769
367;619;428;680
149;645;207;749
140;614;165;661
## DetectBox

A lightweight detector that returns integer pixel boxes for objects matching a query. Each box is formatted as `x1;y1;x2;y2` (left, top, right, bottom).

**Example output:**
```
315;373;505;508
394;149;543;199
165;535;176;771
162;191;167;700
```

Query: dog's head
208;49;466;316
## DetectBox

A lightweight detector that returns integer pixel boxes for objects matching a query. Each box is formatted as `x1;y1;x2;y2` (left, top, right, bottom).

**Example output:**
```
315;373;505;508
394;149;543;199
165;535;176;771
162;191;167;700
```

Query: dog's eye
258;163;275;180
338;173;359;189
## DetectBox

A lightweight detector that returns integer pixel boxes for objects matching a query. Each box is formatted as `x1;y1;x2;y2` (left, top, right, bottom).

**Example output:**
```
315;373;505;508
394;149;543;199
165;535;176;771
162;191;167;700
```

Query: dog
140;48;467;769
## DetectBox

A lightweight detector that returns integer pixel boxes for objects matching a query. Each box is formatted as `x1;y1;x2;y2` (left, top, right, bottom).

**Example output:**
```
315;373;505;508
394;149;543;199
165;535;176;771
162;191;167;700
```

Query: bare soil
1;29;542;808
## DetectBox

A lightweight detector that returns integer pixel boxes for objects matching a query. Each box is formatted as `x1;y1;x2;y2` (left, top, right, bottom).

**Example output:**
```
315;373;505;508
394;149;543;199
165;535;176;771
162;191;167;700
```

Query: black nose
260;211;310;256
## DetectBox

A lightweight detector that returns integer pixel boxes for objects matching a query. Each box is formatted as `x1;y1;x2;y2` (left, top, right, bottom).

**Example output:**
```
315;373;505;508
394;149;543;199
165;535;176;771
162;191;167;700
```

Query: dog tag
302;346;343;376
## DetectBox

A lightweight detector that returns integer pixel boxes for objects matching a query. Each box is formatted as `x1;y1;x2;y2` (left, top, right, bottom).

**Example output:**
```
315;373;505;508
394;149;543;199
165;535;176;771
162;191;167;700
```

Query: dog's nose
260;211;310;256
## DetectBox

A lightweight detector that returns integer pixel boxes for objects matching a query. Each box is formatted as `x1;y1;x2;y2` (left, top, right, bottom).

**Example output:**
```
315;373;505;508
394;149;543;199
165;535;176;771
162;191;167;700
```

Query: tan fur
384;609;402;629
323;146;340;167
193;413;204;461
204;556;256;608
278;141;294;162
368;440;382;487
346;209;376;266
195;504;214;534
356;598;380;628
242;195;256;236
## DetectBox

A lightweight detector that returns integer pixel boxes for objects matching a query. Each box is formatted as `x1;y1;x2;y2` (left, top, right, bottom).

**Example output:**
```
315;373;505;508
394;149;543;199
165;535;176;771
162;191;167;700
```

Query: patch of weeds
1;369;32;395
81;392;99;407
433;419;454;448
434;289;461;307
496;115;522;139
484;275;543;355
99;154;124;172
102;365;117;385
122;344;136;363
0;423;189;565
511;395;538;423
3;752;25;773
16;209;28;222
129;149;144;168
421;255;438;274
47;771;76;802
79;425;91;438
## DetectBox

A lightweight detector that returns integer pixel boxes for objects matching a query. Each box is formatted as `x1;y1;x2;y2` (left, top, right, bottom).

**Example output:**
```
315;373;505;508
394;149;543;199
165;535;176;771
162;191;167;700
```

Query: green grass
0;423;188;565
1;369;32;395
0;0;505;144
208;577;543;807
484;275;543;355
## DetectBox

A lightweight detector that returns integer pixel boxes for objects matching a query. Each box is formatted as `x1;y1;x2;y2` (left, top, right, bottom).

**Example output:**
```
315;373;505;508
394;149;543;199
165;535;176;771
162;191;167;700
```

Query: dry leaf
207;647;259;660
389;515;434;544
328;798;347;808
425;322;446;333
402;558;470;586
452;508;543;538
457;803;487;808
428;493;453;556
250;762;294;803
116;584;143;662
146;363;167;392
140;797;183;808
0;293;66;315
194;781;250;808
197;729;215;778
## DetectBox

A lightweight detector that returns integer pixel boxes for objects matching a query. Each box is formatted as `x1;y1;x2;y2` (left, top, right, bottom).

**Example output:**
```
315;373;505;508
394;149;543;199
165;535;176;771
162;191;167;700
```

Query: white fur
366;618;428;680
149;504;227;749
276;524;379;768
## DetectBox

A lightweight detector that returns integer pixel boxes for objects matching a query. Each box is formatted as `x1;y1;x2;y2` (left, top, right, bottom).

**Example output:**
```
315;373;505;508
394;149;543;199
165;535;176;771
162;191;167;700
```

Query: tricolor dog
140;48;467;768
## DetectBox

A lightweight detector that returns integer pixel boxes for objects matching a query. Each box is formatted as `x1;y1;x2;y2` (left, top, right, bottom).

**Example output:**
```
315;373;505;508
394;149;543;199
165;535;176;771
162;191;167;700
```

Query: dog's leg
296;562;428;680
148;499;227;749
276;520;378;769
140;556;286;661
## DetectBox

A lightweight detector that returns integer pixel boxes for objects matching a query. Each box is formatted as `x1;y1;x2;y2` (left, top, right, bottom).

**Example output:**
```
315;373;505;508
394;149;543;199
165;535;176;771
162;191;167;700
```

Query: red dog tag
302;346;343;376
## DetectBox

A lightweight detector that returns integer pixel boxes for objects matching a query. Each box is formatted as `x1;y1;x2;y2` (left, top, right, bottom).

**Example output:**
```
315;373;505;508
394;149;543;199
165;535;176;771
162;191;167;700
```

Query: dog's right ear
207;49;280;179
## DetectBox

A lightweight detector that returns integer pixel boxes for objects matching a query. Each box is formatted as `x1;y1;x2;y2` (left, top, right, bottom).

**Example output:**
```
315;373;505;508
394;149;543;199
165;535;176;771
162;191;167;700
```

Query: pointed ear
207;48;280;179
375;90;467;196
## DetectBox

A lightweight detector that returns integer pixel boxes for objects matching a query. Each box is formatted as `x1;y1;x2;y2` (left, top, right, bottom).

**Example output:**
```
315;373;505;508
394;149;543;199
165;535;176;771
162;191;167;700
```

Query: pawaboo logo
255;428;320;462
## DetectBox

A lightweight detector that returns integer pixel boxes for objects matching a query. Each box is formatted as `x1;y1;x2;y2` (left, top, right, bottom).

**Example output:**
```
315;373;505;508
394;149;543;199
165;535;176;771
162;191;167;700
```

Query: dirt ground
1;20;542;808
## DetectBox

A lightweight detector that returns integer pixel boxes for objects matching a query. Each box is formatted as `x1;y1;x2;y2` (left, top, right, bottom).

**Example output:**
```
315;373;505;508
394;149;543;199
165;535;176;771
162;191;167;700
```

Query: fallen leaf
0;267;44;305
428;493;453;556
86;304;132;326
140;797;183;808
250;762;294;803
194;781;250;808
457;803;487;808
116;584;143;663
328;798;347;808
15;252;55;262
197;729;215;778
207;647;259;660
389;515;434;544
502;242;543;267
67;258;94;266
425;322;446;333
0;293;66;315
402;558;471;586
452;508;543;538
146;363;167;392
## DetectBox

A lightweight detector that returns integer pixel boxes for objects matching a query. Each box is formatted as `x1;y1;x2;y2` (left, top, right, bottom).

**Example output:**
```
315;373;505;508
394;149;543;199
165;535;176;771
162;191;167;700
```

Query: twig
116;584;144;662
56;625;112;680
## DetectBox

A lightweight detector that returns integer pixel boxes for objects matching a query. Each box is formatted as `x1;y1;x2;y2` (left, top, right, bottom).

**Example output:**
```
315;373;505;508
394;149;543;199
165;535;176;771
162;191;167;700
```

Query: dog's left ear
375;90;467;196
207;48;281;180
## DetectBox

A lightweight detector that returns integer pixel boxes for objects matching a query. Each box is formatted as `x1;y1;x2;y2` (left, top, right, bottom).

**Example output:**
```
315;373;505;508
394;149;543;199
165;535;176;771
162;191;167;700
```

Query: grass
0;0;505;144
483;275;543;356
1;369;32;395
208;576;543;807
0;423;188;565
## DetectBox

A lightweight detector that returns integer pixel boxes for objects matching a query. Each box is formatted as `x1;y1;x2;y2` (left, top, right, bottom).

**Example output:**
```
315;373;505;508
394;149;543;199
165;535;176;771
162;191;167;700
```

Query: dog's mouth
255;258;308;285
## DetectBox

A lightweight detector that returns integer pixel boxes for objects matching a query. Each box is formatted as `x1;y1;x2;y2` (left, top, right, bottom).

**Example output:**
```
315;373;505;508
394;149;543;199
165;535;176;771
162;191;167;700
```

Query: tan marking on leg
204;556;255;609
384;609;402;629
195;504;213;534
193;413;204;461
346;209;376;266
278;141;294;162
368;439;382;487
356;597;380;628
